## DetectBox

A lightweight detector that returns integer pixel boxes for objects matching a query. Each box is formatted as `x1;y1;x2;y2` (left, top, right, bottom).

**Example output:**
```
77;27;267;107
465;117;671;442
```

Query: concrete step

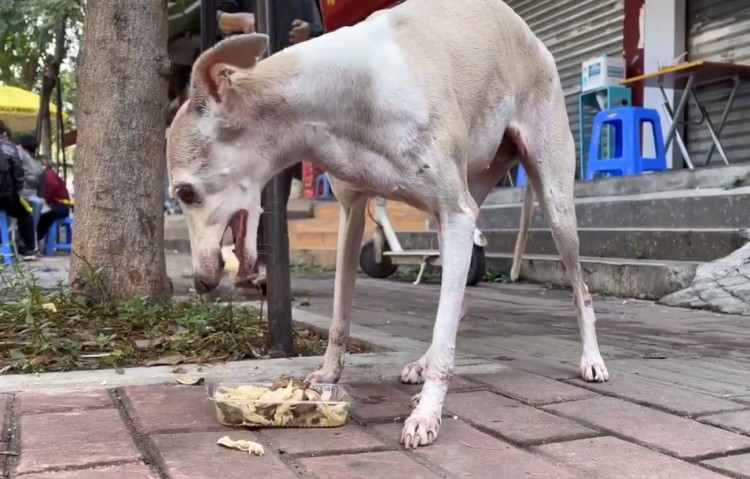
484;253;698;300
398;228;750;263
287;247;698;300
485;163;750;205
311;199;425;219
471;186;750;230
289;214;427;234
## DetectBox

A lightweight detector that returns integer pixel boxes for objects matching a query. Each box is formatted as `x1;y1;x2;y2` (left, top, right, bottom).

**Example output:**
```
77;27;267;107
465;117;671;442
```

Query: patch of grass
394;266;510;284
290;260;334;274
484;269;511;283
0;263;342;375
725;176;746;190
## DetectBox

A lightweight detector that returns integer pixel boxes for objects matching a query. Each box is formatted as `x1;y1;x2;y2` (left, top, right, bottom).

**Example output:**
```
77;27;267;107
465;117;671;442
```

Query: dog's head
167;33;296;293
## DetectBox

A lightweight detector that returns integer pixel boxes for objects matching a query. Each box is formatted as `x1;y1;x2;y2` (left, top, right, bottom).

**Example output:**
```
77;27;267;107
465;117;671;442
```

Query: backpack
0;140;18;200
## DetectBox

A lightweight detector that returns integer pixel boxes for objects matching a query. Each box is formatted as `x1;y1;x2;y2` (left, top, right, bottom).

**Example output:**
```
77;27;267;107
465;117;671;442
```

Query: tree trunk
70;0;171;304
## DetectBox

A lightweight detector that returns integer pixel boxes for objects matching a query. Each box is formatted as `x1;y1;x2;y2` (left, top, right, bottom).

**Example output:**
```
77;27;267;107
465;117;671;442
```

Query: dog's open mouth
229;209;251;278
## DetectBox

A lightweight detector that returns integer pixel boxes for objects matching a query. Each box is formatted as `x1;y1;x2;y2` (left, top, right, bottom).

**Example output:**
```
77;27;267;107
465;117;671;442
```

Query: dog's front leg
306;196;368;384
401;206;476;448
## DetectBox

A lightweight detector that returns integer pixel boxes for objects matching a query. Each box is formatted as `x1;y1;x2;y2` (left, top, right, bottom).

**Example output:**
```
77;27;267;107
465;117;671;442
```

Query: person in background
216;0;324;201
16;134;46;237
0;121;38;259
36;162;71;244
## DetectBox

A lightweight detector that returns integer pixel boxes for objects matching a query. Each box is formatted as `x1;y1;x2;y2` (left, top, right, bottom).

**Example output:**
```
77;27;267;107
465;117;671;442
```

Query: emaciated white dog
167;0;609;448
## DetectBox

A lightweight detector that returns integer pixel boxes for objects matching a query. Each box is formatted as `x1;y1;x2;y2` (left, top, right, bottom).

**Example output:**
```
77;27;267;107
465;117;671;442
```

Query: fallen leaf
175;374;204;385
28;355;49;367
0;365;11;375
146;353;186;366
217;436;264;456
134;338;164;350
643;352;667;360
41;303;57;312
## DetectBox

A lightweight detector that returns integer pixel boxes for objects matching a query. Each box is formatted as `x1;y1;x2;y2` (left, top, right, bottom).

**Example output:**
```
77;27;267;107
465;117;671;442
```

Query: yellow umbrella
0;85;69;133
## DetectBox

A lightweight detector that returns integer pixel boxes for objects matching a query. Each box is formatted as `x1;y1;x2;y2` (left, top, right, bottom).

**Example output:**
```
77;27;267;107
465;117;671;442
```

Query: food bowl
207;378;352;428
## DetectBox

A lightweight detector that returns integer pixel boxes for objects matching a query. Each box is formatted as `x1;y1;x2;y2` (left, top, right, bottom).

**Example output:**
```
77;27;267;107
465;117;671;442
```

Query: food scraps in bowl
210;377;351;428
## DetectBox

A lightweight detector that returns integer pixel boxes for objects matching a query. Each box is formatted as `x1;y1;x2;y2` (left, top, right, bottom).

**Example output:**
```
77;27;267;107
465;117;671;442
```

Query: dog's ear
190;33;269;112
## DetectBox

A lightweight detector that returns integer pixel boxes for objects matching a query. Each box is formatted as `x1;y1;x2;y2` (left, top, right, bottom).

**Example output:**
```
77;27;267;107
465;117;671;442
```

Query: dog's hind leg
306;189;368;384
513;99;609;383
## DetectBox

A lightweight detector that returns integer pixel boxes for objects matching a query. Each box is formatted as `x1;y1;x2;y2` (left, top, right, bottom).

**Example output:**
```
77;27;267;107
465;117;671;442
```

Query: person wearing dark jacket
216;0;324;200
0;121;38;258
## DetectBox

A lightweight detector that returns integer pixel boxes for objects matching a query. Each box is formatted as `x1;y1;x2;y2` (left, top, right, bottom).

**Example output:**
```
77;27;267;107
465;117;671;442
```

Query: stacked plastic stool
516;165;527;187
0;211;13;264
45;216;74;256
314;173;332;199
586;107;667;180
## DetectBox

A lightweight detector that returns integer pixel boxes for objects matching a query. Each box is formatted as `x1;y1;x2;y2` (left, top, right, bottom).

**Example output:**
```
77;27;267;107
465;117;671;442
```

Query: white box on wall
581;55;627;92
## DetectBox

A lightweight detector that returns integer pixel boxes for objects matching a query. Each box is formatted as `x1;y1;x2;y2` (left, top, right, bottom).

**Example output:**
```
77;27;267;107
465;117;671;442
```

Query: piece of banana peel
221;246;266;290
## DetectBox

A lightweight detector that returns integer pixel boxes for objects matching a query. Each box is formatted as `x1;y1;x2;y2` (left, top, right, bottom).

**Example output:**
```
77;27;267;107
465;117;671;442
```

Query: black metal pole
200;0;217;51
256;0;295;357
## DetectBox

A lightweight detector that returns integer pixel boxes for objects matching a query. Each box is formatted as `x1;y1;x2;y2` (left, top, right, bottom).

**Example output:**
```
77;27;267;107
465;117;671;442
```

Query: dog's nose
194;277;218;294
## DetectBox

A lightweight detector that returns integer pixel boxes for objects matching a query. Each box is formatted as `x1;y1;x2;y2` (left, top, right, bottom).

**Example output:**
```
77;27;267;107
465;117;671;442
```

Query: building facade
507;0;750;174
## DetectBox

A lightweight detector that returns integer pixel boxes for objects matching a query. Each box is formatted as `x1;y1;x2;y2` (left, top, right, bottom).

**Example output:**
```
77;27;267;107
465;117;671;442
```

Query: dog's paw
400;359;426;384
400;410;441;449
306;368;340;385
580;356;609;382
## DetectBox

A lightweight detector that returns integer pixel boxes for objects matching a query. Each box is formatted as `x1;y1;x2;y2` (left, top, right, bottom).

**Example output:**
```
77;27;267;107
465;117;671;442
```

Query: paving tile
346;383;415;423
445;391;596;445
374;419;580;478
18;390;113;415
15;408;140;475
701;409;750;435
397;376;482;396
153;432;298;479
123;385;225;434
569;374;747;417
510;357;582;380
703;453;750;478
18;463;158;478
546;396;750;458
466;369;595;405
261;424;385;456
298;450;441;479
538;436;727;479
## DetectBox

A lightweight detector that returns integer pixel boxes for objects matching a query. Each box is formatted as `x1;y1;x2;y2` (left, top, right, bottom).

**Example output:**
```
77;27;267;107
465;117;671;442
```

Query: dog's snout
194;277;218;294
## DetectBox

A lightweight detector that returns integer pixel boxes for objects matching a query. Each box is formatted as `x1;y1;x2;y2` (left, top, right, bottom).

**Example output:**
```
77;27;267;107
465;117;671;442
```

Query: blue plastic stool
516;165;527;187
314;173;332;199
0;211;13;264
586;107;667;180
45;216;74;256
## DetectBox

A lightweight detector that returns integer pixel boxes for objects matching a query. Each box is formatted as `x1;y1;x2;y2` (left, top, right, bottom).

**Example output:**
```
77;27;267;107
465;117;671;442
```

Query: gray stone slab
569;374;747;417
546;396;750;459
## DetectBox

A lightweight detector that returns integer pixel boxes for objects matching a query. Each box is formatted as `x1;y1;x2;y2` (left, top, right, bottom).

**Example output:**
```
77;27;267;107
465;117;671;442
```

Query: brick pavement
4;258;750;477
2;371;749;478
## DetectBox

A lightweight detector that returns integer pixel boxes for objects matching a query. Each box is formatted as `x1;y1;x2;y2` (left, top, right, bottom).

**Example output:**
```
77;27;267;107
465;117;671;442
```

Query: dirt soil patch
0;266;364;374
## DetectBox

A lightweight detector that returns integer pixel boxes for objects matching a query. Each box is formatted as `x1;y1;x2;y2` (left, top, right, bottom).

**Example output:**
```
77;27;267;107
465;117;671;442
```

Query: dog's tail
510;183;534;282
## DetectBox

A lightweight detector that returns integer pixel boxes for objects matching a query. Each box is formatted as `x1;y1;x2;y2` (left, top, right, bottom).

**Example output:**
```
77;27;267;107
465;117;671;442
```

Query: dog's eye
174;184;199;205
